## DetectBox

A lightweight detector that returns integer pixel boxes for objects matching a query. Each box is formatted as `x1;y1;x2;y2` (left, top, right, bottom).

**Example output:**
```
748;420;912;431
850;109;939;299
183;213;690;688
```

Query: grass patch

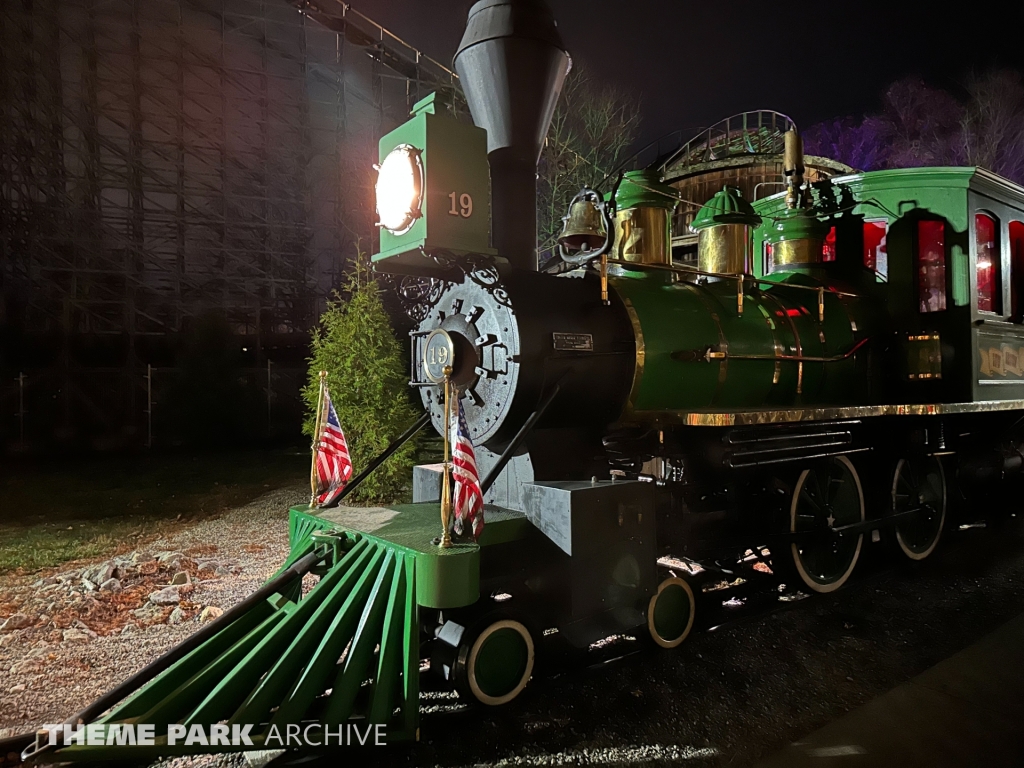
0;449;308;575
0;528;124;574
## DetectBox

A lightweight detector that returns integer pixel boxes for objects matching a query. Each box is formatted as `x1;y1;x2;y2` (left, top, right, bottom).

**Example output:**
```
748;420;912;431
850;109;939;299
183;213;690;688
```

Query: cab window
975;212;1001;313
917;220;946;313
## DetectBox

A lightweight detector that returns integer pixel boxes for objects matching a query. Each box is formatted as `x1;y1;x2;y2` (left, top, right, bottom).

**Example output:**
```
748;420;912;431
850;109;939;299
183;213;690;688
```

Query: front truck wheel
450;618;535;706
646;575;696;648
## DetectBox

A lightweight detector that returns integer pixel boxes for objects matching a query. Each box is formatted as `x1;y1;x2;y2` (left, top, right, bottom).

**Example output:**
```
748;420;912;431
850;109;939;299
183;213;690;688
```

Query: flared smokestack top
455;0;571;271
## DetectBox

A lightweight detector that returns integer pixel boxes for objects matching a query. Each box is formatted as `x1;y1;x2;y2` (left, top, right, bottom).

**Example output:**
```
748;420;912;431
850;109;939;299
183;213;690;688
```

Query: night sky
363;0;1024;151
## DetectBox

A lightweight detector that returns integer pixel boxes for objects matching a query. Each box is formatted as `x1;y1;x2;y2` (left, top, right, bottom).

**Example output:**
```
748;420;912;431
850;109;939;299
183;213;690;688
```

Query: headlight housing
375;144;423;235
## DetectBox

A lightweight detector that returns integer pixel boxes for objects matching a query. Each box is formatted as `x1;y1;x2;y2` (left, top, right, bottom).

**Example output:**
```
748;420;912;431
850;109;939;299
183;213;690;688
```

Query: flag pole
309;371;327;506
439;366;453;549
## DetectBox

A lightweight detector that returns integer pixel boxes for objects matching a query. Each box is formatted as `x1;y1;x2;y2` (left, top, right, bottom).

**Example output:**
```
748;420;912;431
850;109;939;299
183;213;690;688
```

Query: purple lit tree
804;70;1024;184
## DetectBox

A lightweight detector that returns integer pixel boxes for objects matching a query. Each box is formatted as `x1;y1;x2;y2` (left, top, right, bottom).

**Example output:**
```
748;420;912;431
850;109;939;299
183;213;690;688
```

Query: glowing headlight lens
375;144;423;235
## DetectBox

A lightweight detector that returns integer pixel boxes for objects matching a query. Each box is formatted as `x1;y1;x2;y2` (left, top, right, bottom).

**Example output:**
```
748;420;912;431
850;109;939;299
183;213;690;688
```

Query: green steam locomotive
20;0;1024;761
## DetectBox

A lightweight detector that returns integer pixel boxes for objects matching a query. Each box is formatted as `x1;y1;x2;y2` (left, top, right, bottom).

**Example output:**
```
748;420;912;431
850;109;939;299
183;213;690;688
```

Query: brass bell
557;199;607;252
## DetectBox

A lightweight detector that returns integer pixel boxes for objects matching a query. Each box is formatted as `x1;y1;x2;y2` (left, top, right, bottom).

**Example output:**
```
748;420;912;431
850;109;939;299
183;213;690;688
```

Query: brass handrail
605;258;857;298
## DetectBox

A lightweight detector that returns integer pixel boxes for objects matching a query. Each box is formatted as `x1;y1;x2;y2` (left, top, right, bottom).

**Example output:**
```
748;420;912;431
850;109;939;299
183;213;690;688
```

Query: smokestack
455;0;570;271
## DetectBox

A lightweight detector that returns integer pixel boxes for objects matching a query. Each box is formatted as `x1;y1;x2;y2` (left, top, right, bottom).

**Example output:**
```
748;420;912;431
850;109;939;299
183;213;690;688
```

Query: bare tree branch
537;63;641;261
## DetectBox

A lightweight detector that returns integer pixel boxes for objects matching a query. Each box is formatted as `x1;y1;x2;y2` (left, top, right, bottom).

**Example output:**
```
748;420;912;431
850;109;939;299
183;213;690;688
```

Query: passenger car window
975;212;1001;313
917;220;946;313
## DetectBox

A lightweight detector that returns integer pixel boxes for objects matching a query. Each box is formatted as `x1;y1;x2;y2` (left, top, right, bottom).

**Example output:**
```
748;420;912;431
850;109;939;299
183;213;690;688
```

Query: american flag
313;386;353;508
449;391;484;540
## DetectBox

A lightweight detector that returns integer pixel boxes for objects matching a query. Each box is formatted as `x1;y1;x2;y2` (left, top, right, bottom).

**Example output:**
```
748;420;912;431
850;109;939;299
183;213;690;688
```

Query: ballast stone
200;606;224;622
149;586;181;606
1;613;33;631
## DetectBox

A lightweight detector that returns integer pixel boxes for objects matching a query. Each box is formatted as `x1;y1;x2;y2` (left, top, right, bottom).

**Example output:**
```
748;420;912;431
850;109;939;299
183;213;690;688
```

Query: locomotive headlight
375;144;423;235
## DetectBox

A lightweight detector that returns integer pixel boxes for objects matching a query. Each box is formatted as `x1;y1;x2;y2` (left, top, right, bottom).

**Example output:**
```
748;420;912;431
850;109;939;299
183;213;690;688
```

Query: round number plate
423;328;455;383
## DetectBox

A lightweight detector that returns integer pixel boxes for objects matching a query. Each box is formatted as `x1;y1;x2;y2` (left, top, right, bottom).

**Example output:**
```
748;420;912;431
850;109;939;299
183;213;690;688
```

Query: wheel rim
647;577;695;648
790;455;865;592
467;620;534;705
893;456;946;560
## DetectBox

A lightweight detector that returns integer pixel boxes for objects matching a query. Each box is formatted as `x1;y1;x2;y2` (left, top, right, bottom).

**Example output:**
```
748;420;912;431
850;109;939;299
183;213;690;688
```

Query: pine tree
303;257;420;503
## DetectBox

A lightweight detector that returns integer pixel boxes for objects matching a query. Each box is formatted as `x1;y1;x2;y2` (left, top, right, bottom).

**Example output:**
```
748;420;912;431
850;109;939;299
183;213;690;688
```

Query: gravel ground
0;485;305;760
3;495;1024;768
